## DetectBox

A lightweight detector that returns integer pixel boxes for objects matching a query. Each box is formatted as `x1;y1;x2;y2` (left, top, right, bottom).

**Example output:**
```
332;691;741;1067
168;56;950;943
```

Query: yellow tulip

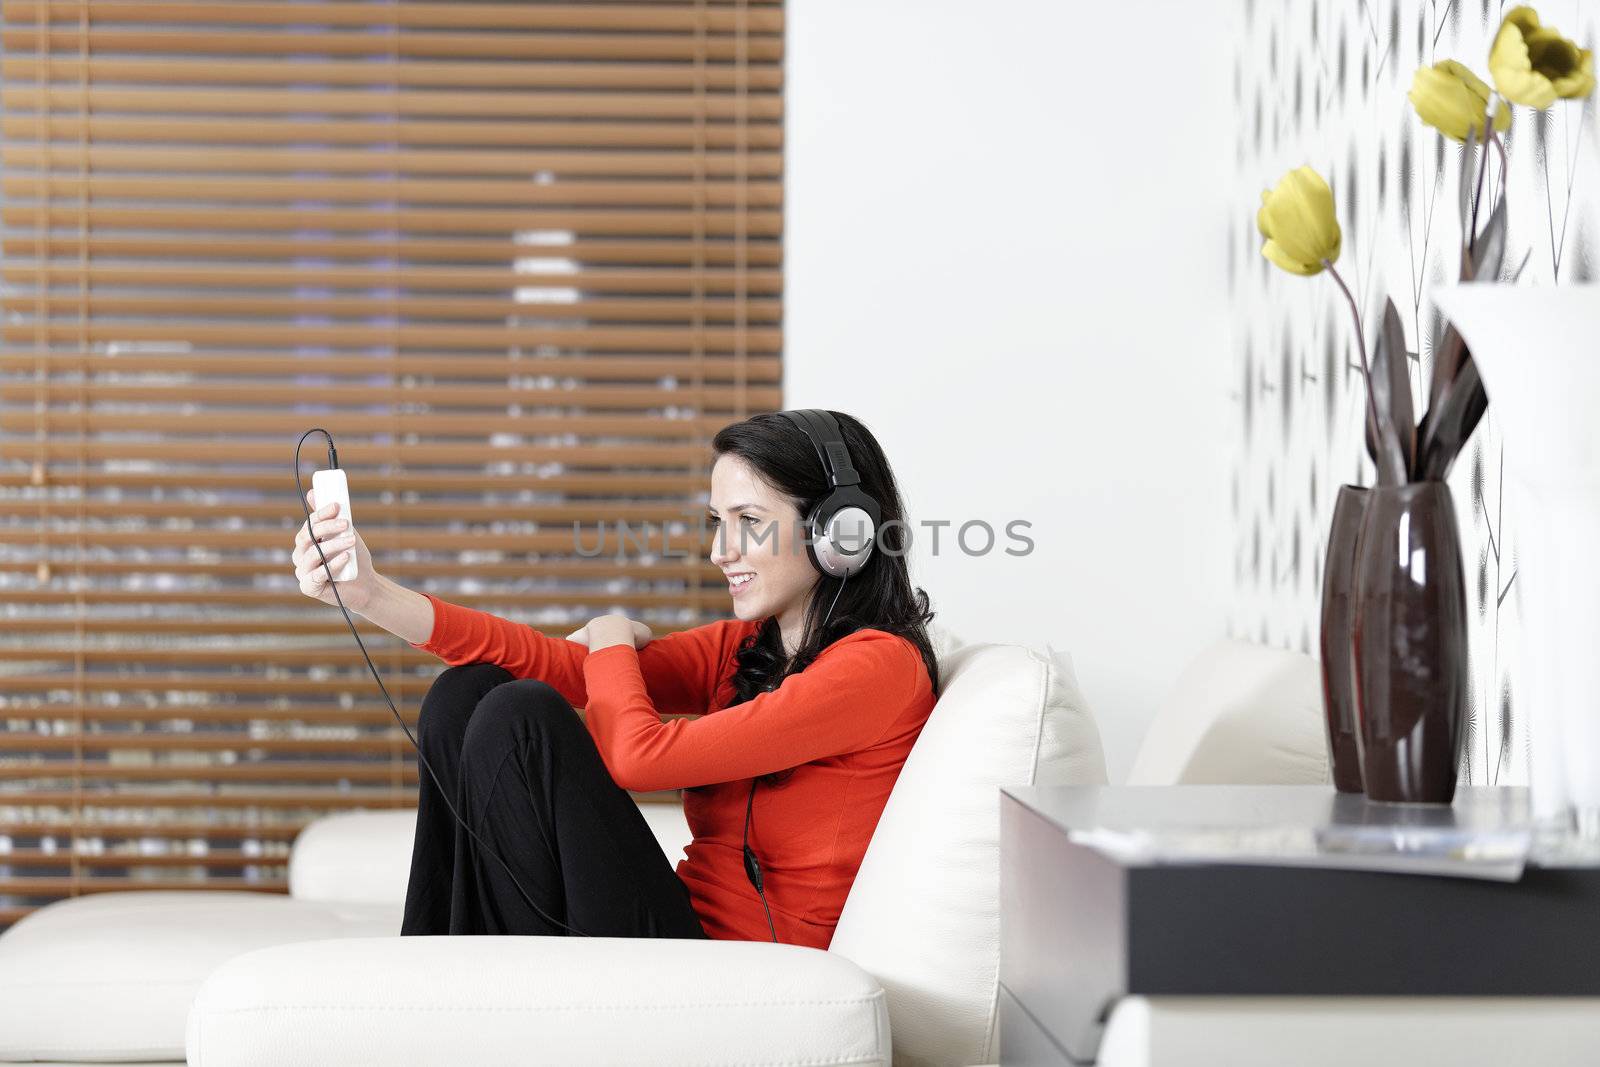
1489;6;1596;109
1257;166;1342;276
1408;60;1512;141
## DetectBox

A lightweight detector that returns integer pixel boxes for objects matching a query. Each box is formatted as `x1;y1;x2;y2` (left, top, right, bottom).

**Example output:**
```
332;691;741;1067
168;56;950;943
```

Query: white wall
783;0;1236;781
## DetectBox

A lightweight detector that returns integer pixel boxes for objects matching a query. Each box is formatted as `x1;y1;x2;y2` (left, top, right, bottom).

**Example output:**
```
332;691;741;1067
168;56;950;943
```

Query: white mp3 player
310;468;358;582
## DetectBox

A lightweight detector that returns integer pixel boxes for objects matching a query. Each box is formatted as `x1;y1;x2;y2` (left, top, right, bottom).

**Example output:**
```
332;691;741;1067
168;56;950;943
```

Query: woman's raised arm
359;574;438;646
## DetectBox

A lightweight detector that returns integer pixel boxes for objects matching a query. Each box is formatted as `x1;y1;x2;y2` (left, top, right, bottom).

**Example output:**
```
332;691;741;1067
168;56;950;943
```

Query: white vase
1431;283;1600;829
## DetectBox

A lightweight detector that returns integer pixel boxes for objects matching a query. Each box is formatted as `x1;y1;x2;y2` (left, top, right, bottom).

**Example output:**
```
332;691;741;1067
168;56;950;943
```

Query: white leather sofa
9;635;1588;1066
0;624;1109;1066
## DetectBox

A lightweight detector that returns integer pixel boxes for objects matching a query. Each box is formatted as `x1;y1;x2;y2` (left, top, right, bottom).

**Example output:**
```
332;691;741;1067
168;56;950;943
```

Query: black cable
742;778;777;943
820;569;848;626
294;428;589;938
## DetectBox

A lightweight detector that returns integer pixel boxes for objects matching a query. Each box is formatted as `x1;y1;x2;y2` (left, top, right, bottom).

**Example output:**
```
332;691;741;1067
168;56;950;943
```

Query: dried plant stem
1490;127;1508;205
1469;101;1511;257
1323;260;1389;478
1469;116;1492;253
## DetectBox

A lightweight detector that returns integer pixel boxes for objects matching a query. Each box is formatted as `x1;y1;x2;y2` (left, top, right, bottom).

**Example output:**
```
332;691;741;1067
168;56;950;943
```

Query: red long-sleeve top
408;592;936;948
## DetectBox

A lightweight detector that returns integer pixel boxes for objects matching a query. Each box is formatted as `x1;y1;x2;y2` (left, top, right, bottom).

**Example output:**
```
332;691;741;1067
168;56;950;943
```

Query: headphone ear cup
814;505;876;578
799;499;827;576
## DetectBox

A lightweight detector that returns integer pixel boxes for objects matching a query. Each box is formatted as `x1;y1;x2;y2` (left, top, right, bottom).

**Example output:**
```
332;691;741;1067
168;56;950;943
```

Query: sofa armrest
186;935;890;1066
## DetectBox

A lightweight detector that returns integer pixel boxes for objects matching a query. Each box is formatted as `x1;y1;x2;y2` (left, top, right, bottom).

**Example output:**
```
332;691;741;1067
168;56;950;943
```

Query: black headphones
777;409;881;579
742;409;882;942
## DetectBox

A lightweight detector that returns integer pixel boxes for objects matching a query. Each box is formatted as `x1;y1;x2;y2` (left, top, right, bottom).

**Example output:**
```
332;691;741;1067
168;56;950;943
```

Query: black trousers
399;662;709;939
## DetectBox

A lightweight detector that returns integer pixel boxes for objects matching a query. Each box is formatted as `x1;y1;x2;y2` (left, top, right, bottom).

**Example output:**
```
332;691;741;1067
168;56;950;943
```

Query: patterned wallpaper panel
1227;0;1599;786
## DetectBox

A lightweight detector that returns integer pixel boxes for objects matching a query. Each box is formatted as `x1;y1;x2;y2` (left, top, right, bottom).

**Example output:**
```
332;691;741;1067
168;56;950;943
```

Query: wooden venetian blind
0;0;782;930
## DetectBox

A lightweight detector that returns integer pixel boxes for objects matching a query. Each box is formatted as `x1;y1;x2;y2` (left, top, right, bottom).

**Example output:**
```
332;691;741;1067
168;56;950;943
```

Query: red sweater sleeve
580;628;929;792
409;592;750;716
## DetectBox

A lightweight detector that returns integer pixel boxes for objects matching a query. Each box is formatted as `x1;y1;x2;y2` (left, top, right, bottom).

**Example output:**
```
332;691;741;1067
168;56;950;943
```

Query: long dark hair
710;411;940;787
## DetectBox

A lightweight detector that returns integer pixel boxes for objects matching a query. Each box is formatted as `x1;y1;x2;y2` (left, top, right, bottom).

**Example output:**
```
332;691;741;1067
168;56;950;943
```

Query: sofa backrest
289;804;693;907
829;623;1108;1067
290;810;416;905
1125;637;1330;786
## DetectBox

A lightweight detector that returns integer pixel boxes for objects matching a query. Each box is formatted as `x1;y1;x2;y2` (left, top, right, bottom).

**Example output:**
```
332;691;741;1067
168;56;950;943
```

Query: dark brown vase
1351;481;1469;804
1318;484;1368;793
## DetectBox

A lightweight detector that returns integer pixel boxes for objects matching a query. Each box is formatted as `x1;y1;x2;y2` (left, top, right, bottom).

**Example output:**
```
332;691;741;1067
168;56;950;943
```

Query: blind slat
0;762;420;783
1;114;785;149
1;382;778;408
1;54;784;91
1;234;784;266
0;353;777;380
2;822;309;840
3;173;782;207
3;498;721;524
4;84;782;122
8;1;783;33
2;143;785;178
14;442;712;465
6;534;699;553
0;588;713;614
2;790;678;810
2;260;781;290
26;704;422;726
6;790;414;809
2;325;778;352
0;27;783;63
12;412;740;438
0;566;721;584
1;850;288;869
4;203;783;235
7;736;417;756
0;878;288;894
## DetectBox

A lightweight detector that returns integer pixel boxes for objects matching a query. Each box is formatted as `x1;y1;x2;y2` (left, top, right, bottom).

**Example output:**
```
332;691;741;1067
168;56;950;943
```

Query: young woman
289;409;940;947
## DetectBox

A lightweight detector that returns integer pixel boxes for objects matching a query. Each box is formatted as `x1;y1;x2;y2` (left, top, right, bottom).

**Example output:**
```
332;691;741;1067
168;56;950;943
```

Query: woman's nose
708;526;736;566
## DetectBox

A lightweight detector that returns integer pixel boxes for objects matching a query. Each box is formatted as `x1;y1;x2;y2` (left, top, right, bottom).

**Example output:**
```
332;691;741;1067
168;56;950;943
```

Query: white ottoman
0;890;400;1065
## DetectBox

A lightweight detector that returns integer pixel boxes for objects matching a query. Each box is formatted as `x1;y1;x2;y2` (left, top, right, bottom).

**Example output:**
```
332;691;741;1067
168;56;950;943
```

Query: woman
289;409;940;947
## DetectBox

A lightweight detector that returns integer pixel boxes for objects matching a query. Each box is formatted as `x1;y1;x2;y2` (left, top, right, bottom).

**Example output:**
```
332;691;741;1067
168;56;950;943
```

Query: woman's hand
571;614;653;653
292;488;379;613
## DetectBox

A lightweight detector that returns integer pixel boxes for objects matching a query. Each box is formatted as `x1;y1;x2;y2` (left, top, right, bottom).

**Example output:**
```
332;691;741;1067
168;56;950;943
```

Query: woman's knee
460;679;576;758
417;663;515;750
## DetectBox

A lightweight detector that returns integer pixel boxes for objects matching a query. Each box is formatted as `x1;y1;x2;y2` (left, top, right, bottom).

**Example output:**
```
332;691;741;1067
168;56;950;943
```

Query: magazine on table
1066;822;1535;882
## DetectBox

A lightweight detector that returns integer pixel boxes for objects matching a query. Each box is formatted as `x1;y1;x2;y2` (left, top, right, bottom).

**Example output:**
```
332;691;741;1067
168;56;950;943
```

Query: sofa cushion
1125;638;1330;786
0;890;399;1064
186;935;889;1066
830;624;1108;1066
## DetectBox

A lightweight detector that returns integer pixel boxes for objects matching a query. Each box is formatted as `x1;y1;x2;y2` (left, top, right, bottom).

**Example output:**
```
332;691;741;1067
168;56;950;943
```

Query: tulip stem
1324;261;1394;482
1468;100;1510;255
1469;119;1491;253
1490;126;1508;210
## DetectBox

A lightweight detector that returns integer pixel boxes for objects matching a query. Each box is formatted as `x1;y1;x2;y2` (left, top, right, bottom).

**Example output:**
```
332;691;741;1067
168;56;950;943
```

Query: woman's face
706;454;817;642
